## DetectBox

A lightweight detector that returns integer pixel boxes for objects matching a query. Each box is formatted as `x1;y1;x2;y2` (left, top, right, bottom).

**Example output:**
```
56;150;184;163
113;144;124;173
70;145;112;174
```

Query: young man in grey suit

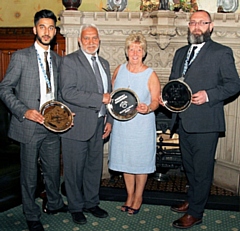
161;10;240;229
59;24;113;225
0;9;67;231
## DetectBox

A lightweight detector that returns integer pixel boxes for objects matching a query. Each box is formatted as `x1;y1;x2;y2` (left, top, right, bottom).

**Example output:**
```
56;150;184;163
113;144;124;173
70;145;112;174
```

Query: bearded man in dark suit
162;10;240;229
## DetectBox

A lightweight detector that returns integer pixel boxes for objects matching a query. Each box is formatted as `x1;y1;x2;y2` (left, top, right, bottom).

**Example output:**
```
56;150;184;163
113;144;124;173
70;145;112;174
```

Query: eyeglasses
189;21;211;26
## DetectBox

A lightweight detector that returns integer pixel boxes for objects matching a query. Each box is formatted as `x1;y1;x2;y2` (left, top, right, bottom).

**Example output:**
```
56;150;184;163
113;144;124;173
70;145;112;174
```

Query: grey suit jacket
170;39;240;133
59;48;113;141
0;45;61;143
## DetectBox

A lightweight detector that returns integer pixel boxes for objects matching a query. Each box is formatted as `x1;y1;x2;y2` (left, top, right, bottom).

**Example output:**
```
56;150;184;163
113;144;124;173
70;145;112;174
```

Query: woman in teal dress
108;33;161;215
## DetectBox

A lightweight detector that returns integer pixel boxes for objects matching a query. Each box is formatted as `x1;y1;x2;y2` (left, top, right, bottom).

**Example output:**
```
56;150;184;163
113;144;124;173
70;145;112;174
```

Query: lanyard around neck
36;49;52;90
181;47;200;78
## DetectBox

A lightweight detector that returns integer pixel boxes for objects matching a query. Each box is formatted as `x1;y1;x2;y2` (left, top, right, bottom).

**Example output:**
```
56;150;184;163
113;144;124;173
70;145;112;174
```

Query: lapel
184;41;212;81
78;49;98;84
29;46;60;100
77;50;111;92
178;45;190;79
191;40;212;68
28;46;41;96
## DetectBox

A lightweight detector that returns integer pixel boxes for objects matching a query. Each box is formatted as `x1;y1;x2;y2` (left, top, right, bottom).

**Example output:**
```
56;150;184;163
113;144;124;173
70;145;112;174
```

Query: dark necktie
91;56;105;116
188;46;197;66
44;51;51;93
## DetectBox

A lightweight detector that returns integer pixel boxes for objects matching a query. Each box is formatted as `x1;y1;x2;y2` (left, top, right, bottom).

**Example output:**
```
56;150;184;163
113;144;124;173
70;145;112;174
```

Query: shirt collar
191;42;205;50
81;48;99;61
34;41;50;54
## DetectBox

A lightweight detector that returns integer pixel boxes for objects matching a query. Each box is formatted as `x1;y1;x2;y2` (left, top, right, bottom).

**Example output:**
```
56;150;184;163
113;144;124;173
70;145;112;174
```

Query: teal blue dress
108;63;156;174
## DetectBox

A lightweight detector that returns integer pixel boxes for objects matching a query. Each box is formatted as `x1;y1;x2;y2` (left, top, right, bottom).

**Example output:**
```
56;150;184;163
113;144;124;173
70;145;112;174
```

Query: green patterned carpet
1;198;239;231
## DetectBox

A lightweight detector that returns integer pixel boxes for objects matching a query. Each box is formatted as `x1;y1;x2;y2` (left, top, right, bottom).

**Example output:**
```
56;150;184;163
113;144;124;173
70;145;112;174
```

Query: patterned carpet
1;199;239;231
101;169;236;196
99;169;239;212
1;169;239;230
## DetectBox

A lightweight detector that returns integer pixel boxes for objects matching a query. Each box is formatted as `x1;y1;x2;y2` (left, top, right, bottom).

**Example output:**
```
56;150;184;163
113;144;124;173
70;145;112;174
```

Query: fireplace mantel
59;10;240;195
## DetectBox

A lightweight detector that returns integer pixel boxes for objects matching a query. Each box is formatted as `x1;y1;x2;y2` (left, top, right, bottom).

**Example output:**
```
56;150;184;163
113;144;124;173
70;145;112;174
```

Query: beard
187;28;211;44
79;41;99;55
84;46;99;55
36;34;53;46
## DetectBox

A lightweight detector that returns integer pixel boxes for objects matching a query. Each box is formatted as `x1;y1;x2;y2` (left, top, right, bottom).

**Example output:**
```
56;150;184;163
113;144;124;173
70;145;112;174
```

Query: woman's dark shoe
121;205;130;212
128;206;141;215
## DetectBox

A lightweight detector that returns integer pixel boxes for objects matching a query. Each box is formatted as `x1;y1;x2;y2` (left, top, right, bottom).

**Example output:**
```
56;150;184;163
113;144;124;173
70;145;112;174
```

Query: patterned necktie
91;56;105;116
44;51;51;93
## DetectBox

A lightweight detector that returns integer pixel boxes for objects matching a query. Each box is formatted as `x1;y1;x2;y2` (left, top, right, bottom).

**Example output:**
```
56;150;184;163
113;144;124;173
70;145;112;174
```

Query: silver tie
91;56;106;116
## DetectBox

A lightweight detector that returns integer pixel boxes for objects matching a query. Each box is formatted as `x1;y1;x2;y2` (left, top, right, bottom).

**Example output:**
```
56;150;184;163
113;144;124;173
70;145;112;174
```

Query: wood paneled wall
0;27;65;82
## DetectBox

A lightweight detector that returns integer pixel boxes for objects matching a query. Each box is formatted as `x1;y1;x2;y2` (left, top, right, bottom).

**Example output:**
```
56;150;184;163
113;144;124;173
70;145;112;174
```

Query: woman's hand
137;103;150;114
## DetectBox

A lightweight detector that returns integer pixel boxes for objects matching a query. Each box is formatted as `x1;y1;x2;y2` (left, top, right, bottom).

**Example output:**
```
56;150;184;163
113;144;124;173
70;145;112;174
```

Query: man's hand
102;93;111;105
192;90;208;105
102;122;112;139
70;112;75;127
159;95;165;106
24;109;45;124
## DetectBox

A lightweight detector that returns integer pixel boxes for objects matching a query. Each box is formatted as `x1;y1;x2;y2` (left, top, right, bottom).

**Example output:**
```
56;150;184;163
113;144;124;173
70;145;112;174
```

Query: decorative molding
214;159;240;195
59;27;80;37
149;11;177;49
59;10;240;192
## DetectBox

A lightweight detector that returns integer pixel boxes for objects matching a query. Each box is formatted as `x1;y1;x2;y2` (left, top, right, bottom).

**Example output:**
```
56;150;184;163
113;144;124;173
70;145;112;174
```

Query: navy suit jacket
0;45;61;143
170;39;240;133
59;49;113;141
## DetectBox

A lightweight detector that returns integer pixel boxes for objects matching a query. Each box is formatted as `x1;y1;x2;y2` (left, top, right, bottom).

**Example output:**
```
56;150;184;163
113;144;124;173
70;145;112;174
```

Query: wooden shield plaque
40;101;73;132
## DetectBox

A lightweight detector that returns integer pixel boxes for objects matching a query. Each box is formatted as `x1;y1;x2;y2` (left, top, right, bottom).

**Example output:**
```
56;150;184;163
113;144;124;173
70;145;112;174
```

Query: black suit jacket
170;39;240;133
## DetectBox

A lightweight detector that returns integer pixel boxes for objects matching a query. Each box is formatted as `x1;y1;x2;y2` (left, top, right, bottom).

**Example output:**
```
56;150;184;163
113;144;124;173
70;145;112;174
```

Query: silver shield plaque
107;88;140;121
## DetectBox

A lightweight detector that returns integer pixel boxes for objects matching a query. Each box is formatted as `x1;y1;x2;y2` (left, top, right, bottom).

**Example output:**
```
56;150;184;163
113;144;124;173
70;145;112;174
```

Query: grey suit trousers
62;117;104;213
20;123;64;221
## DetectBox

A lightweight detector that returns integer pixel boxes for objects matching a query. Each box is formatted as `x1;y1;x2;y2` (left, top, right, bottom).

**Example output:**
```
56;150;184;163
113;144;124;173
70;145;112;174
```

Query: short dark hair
34;9;57;26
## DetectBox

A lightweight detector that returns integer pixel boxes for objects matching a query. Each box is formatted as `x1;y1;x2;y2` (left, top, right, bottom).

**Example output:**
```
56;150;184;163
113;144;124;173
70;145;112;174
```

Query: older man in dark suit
164;10;240;229
59;24;112;225
0;9;67;231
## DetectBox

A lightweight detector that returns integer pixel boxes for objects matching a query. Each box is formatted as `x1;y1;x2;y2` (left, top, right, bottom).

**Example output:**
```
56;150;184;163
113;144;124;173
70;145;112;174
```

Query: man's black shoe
26;220;44;231
83;206;108;218
71;212;87;225
46;204;68;214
